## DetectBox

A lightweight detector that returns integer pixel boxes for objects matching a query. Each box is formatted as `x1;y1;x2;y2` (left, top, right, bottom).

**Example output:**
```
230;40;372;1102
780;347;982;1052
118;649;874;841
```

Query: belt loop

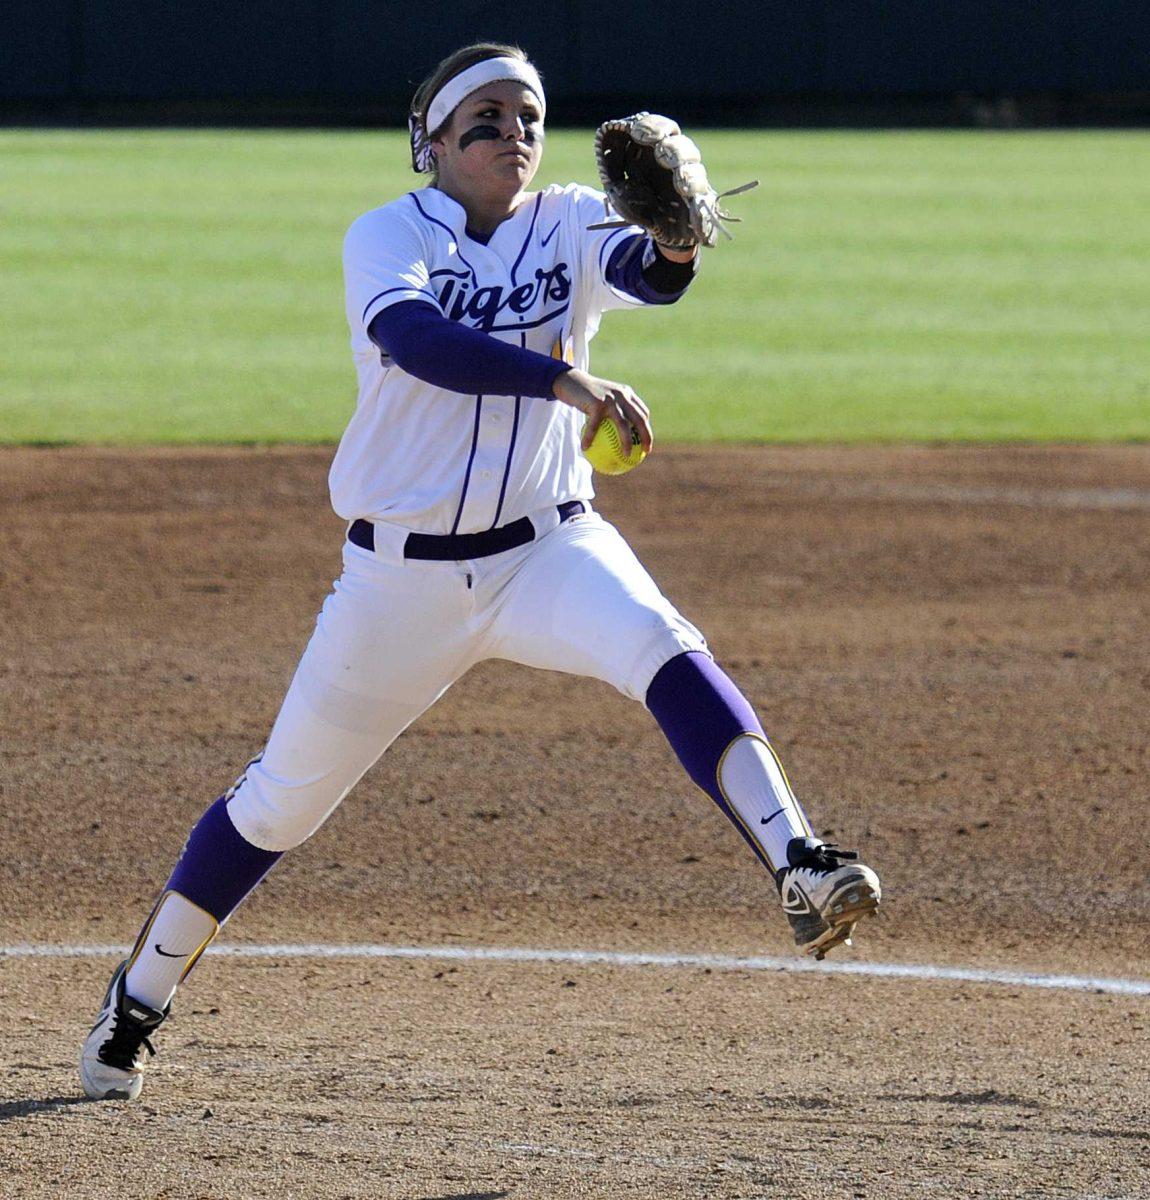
348;519;374;552
347;519;409;564
558;499;587;521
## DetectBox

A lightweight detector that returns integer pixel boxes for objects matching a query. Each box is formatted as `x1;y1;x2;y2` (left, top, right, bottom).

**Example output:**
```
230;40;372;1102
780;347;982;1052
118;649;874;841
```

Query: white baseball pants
228;510;708;852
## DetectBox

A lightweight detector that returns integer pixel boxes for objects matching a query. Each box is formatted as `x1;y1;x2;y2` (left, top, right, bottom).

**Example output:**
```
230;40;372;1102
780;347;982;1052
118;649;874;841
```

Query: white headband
426;57;546;135
410;56;546;173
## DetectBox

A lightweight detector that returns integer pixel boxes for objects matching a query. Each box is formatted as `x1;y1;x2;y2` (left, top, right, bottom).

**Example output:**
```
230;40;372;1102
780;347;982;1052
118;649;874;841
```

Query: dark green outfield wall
3;1;1147;124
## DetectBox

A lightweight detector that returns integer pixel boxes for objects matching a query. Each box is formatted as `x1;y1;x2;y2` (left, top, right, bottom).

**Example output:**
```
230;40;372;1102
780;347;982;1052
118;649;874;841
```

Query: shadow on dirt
416;1193;510;1200
879;1088;1041;1108
0;1096;91;1122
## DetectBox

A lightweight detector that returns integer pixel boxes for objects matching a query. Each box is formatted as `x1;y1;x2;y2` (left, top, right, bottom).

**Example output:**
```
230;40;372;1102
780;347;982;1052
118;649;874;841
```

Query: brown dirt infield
1;444;1147;1199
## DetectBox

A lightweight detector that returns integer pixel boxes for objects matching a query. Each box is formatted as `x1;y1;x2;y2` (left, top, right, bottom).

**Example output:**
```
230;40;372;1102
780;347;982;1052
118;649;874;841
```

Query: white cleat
775;837;882;960
79;960;168;1101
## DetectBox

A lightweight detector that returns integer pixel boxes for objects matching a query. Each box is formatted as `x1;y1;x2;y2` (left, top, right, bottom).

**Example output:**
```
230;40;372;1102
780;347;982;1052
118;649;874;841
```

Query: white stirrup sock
123;891;219;1011
717;734;814;872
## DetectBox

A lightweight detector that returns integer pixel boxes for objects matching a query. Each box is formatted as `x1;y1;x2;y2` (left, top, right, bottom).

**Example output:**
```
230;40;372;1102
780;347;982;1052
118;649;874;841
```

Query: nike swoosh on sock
154;944;190;958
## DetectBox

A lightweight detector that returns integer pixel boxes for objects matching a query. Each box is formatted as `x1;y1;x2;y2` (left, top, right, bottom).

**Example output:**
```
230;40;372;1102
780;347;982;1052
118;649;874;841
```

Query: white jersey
331;183;648;533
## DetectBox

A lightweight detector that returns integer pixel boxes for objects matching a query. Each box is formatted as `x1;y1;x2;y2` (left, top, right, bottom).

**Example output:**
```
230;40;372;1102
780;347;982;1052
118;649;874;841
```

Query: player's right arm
346;204;571;399
344;199;651;451
367;301;568;399
368;304;650;453
345;202;648;443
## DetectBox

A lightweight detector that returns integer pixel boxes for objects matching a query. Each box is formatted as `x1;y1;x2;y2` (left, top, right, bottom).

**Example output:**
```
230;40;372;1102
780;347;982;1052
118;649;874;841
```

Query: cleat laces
98;1007;160;1072
795;842;859;875
776;840;862;895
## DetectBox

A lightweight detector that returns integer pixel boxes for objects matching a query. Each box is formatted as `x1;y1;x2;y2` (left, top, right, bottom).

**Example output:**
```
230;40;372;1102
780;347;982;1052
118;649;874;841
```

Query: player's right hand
552;369;654;457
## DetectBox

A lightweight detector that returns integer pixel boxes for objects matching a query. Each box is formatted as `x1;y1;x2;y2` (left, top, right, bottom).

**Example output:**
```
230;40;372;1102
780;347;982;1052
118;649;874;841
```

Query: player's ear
429;114;452;157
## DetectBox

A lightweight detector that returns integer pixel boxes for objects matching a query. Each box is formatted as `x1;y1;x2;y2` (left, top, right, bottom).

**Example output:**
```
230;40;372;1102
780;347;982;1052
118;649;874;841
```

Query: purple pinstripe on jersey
490;392;522;530
416;190;537;535
451;395;485;534
409;192;478;282
510;193;543;284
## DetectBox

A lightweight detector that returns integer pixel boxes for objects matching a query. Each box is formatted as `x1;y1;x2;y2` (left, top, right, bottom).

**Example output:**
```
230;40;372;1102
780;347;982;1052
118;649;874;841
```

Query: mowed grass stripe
1;130;1147;443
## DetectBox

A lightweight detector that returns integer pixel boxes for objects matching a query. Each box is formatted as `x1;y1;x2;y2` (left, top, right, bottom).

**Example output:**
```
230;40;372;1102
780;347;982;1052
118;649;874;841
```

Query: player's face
432;81;545;204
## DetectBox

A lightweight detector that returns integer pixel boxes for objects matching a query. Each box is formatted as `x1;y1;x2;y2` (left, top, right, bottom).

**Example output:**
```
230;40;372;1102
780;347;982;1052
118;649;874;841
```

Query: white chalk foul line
2;942;1148;996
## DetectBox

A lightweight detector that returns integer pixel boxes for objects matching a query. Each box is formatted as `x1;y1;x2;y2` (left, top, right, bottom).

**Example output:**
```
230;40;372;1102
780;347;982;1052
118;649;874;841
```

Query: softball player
81;42;881;1102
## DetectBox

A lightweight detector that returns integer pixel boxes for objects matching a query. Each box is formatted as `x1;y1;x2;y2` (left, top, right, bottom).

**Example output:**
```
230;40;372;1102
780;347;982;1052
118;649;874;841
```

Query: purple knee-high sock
166;795;282;923
646;650;776;873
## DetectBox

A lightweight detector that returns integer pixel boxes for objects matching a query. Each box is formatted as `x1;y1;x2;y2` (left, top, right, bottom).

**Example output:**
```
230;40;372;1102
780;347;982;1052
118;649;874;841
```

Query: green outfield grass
0;129;1146;443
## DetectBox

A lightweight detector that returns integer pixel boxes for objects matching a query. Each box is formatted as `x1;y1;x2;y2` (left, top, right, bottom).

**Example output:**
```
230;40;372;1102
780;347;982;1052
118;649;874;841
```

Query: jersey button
481;470;493;480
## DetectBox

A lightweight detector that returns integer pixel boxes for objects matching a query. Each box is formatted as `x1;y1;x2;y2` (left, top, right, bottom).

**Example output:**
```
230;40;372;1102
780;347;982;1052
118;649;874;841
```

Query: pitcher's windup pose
81;42;880;1102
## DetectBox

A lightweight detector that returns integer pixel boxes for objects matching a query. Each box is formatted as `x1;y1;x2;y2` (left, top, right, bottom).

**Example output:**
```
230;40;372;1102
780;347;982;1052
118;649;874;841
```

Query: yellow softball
582;417;648;476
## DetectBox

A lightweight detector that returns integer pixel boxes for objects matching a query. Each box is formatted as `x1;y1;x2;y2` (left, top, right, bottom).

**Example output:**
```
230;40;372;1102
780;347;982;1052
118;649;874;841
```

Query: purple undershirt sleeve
369;301;572;398
605;235;698;305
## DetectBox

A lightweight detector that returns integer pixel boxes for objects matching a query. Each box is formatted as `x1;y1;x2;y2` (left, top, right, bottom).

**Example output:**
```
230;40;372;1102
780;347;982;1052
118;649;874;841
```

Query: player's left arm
576;189;698;312
655;243;698;265
588;113;757;308
604;234;699;306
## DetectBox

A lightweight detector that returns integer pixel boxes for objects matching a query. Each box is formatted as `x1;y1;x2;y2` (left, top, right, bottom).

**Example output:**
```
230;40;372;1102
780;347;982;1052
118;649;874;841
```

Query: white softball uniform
332;183;644;531
228;182;708;853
